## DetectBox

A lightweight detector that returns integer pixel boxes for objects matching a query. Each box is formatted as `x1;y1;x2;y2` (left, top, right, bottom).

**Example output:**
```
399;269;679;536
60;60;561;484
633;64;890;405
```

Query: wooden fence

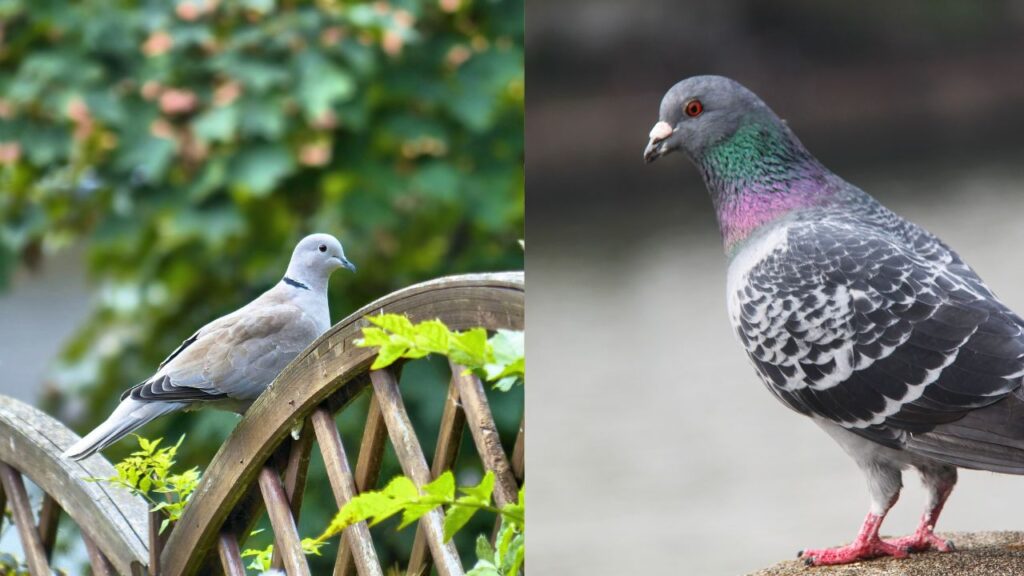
0;271;524;575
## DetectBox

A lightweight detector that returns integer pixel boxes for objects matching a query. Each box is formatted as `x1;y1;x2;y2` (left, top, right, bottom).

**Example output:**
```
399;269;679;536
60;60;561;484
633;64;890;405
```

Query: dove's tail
63;399;182;461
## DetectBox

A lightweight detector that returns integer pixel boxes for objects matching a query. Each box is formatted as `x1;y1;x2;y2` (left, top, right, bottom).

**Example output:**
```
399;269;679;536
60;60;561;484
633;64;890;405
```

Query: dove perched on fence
646;75;1024;565
63;233;356;461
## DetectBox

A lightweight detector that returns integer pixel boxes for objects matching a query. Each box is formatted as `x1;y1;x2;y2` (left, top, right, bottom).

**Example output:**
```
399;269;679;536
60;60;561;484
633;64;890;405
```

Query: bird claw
799;538;909;566
887;531;955;554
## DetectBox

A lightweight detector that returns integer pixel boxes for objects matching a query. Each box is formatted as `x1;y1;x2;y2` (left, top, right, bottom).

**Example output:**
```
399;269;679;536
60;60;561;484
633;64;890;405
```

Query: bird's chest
725;225;791;329
289;291;331;335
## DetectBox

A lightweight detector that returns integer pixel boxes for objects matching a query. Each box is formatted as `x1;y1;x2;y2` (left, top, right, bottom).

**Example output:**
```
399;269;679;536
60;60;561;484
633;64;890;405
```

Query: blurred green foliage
0;0;522;570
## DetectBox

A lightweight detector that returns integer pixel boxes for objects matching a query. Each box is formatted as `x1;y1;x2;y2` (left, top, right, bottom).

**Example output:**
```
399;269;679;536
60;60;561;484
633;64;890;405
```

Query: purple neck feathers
696;122;838;254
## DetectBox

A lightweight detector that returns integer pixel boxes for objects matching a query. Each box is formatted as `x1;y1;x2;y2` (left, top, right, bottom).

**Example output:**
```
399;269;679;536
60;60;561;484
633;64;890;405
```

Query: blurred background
0;0;522;572
528;1;1024;575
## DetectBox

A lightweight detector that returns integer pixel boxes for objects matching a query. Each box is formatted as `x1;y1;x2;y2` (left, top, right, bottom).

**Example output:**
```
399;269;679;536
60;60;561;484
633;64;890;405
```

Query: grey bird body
645;75;1024;564
64;233;355;460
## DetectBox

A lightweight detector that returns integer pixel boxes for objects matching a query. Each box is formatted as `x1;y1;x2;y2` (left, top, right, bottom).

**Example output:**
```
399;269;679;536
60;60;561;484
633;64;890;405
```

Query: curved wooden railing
0;271;523;575
0;396;150;575
160;271;524;576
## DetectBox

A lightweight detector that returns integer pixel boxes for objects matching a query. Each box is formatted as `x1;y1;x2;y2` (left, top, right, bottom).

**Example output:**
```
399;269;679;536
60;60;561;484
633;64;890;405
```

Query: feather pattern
729;189;1024;464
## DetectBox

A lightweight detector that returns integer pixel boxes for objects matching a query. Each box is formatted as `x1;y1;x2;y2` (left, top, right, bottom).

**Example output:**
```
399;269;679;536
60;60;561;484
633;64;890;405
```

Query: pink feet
889;528;955;553
798;537;909;566
798;527;955;566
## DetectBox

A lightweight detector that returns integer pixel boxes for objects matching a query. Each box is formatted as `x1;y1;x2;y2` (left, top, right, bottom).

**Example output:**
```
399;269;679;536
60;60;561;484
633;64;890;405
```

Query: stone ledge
748;532;1024;576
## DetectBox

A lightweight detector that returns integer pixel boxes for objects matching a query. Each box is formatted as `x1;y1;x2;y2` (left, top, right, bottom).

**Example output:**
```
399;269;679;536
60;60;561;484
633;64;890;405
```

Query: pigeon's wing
123;300;323;404
734;220;1024;452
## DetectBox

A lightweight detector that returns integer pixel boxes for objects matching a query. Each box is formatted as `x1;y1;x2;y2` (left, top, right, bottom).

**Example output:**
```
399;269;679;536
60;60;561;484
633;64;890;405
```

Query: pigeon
645;75;1024;566
63;233;356;461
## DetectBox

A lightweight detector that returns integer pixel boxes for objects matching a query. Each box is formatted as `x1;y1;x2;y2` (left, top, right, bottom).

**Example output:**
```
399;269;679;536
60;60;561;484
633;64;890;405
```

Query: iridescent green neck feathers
697;122;836;254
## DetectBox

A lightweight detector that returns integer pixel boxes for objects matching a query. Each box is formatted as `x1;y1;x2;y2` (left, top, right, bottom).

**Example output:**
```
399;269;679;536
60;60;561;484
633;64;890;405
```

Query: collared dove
64;233;356;461
646;76;1024;565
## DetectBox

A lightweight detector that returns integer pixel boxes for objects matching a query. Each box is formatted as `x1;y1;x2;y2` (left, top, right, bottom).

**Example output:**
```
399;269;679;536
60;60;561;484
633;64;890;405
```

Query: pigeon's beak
644;121;675;164
335;257;357;273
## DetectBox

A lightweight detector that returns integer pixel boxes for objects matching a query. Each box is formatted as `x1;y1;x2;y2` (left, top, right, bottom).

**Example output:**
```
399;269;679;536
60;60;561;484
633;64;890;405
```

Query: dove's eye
318;244;327;253
684;99;704;118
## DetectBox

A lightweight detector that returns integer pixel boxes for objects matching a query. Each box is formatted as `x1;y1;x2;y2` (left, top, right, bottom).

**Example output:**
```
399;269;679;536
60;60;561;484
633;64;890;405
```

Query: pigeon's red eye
684;99;704;117
318;244;327;252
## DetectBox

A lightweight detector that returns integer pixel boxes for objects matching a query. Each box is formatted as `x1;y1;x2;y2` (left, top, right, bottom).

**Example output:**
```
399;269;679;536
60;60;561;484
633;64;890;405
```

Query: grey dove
645;75;1024;565
64;233;356;461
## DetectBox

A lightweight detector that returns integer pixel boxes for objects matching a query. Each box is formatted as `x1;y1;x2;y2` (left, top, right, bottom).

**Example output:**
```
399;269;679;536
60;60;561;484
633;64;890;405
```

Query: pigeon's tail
906;392;1024;475
63;399;182;461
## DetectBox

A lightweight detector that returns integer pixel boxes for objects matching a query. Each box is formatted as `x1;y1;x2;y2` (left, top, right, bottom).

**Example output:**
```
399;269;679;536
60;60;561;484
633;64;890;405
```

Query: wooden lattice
0;271;523;576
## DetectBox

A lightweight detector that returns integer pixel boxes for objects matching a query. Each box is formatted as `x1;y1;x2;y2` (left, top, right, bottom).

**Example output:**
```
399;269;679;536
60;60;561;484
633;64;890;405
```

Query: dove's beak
644;121;675;164
336;257;357;273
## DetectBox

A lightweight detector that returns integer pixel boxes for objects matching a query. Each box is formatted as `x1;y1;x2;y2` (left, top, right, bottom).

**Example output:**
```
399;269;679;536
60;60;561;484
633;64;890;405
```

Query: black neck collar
283;276;310;290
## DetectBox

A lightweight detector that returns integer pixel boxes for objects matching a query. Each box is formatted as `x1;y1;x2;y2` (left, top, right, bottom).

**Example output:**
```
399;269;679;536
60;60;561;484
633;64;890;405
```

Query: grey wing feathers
735;218;1024;469
122;298;322;404
907;391;1024;473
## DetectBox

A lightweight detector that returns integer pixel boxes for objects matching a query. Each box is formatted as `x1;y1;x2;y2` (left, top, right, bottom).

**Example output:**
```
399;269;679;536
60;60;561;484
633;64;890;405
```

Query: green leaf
460;471;495;505
300;538;324;556
500;530;525;575
450;328;490;368
465;563;500;576
115;134;175;182
489;330;524;369
297;52;355;120
356;326;392;347
229;144;295;197
442;503;478;542
492;375;519;392
241;0;276;15
366;314;416;337
369;343;407;370
237;97;287;138
193;106;239;143
475;534;495;565
423;471;455;500
398;501;439;530
383;475;418;501
412;320;451;354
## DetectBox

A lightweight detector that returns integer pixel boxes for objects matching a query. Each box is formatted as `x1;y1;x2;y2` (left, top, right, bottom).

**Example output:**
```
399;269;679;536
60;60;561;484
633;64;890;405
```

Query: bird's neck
697;122;837;255
283;265;330;296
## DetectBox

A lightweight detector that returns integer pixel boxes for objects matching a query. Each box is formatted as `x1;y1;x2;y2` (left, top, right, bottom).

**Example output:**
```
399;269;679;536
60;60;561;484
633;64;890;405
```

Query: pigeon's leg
798;461;909;566
887;464;957;553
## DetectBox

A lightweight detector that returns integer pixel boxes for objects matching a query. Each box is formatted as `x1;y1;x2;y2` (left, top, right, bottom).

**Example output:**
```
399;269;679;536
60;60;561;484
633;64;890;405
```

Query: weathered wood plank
0;396;150;576
37;493;61;561
492;416;526;546
83;533;117;576
150;507;169;575
271;418;315;571
371;368;464;576
217;532;247;576
258;466;311;576
354;398;388;493
161;273;522;576
311;408;383;576
408;376;467;575
283;419;315;518
337;393;389;576
0;463;51;575
450;364;519;509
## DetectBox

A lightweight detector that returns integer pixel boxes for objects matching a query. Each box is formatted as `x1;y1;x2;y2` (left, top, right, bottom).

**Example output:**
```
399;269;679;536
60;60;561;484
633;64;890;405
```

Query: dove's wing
731;218;1024;452
122;292;324;404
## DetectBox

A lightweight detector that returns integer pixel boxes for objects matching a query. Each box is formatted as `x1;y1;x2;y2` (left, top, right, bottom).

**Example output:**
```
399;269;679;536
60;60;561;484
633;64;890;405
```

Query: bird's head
288;233;356;284
643;75;779;165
